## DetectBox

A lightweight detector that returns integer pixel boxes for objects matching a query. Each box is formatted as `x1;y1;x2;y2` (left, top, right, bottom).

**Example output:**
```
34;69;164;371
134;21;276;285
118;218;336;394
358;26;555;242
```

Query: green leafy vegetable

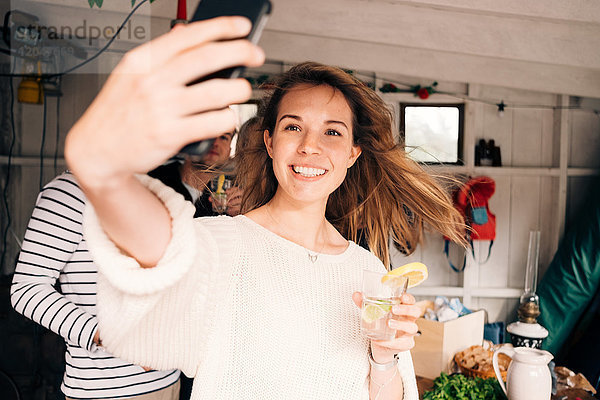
423;372;507;400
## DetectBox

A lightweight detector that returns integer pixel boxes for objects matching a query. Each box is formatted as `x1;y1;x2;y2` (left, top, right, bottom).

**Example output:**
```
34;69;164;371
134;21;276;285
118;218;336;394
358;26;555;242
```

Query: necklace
265;203;327;263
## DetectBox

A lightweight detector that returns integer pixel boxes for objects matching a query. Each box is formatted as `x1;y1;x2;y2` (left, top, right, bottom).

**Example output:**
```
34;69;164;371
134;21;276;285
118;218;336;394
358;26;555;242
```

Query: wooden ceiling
252;0;600;98
6;0;600;98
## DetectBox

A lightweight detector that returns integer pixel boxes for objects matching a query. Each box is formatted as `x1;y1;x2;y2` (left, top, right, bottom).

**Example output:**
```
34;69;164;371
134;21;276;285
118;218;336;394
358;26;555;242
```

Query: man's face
201;132;234;167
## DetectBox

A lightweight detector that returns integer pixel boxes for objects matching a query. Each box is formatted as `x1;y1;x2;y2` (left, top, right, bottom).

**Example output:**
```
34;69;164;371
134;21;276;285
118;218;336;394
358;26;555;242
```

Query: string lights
346;69;600;116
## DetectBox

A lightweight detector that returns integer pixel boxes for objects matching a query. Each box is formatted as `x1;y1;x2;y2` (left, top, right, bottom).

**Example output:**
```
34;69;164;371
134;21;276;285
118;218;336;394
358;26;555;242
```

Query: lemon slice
382;275;407;289
382;262;428;289
361;303;392;324
216;174;225;194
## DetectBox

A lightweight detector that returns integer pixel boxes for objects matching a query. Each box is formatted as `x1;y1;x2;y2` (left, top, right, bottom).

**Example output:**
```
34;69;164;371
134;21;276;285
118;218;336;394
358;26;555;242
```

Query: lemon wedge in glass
216;174;226;194
381;262;428;289
361;301;393;324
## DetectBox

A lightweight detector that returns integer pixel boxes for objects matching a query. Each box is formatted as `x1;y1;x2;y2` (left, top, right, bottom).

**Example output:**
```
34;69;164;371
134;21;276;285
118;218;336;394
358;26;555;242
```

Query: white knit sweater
83;176;418;400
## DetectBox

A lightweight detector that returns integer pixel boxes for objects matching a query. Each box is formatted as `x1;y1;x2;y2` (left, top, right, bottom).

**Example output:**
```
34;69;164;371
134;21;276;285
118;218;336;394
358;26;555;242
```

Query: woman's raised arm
65;17;265;267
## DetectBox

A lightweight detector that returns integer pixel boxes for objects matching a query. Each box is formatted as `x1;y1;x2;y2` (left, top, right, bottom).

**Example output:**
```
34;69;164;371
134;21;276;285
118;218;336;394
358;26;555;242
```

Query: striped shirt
10;172;180;399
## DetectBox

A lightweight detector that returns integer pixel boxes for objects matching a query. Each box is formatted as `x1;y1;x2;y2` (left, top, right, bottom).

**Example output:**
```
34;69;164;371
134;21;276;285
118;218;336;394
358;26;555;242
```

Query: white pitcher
493;346;553;400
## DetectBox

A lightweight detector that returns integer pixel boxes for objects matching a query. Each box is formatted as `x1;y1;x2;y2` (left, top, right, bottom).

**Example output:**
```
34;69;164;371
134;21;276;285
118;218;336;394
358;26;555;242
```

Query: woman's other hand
66;16;265;190
352;291;421;364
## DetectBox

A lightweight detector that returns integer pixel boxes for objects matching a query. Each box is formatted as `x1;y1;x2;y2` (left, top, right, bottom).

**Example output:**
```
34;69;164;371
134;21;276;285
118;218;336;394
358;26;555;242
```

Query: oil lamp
507;231;548;348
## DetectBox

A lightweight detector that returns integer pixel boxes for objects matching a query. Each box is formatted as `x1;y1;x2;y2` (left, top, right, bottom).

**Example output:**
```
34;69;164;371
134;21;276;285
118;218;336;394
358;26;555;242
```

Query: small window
400;104;464;164
233;102;259;126
230;101;260;157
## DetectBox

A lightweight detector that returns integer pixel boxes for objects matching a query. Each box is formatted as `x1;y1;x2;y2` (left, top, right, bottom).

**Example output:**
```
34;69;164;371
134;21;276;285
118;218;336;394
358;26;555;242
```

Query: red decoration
177;0;187;20
378;81;437;98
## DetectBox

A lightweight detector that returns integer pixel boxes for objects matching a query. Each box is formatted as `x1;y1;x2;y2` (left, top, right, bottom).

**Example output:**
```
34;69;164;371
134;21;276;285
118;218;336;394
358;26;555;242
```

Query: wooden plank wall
390;86;600;324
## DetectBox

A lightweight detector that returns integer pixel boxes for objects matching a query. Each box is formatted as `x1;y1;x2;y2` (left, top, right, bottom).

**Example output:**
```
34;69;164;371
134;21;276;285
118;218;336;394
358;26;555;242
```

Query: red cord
176;0;187;20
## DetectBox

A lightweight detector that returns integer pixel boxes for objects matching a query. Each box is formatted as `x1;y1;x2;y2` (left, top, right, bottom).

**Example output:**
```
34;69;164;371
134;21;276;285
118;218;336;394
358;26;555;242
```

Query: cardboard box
412;310;485;379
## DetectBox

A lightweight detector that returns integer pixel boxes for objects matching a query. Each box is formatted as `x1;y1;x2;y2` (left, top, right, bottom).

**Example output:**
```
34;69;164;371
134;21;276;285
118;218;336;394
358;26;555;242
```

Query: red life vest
445;176;496;272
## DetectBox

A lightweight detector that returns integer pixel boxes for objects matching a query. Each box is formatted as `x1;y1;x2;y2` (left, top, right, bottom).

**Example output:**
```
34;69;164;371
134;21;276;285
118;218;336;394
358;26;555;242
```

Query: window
400;104;464;164
232;101;259;126
230;101;259;157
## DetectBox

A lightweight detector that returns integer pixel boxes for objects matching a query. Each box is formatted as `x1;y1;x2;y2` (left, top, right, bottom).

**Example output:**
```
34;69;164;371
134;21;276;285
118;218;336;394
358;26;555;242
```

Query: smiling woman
265;84;361;208
237;62;466;265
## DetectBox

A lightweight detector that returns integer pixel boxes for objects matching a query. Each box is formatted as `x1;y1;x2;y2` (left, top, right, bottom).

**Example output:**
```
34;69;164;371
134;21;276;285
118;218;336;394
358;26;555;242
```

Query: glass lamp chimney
519;231;541;323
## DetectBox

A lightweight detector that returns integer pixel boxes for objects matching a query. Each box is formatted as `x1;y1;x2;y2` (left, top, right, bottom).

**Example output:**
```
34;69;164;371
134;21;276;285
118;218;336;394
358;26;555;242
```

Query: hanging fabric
444;176;496;272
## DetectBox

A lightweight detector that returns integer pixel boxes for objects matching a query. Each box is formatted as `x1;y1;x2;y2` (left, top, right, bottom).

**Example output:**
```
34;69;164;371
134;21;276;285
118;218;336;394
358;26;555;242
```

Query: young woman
66;17;463;400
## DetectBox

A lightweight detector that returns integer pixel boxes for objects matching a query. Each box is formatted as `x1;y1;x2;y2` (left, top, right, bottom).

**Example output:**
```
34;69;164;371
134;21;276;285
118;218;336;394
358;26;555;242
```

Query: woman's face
264;84;362;206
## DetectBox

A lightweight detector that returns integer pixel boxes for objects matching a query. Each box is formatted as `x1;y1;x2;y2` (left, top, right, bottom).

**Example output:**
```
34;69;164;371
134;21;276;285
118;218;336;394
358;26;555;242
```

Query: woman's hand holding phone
65;16;265;190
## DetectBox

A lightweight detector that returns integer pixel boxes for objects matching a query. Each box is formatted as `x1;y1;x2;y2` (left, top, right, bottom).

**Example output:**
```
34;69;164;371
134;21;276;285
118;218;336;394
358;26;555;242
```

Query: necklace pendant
308;253;318;263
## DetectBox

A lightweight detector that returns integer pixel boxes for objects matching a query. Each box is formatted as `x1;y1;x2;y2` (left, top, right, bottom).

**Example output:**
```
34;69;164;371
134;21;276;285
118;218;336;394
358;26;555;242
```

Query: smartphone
179;0;272;159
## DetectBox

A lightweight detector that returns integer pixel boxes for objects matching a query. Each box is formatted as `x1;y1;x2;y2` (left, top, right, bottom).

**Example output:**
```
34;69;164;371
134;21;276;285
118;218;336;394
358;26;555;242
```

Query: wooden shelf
425;165;600;177
424;165;561;176
410;286;465;297
567;167;600;176
411;285;523;299
0;156;67;167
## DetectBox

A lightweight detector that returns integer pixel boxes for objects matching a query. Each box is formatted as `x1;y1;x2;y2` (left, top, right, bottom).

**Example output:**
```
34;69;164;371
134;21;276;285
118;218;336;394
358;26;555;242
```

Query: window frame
399;103;465;165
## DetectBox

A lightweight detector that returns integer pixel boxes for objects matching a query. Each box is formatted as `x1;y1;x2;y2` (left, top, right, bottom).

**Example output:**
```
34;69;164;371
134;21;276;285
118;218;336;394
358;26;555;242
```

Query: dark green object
88;0;156;8
538;189;600;355
423;372;506;400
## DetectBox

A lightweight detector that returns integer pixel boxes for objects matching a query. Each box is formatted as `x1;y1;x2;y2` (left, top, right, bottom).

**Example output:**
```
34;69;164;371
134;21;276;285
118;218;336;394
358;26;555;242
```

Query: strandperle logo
87;0;157;8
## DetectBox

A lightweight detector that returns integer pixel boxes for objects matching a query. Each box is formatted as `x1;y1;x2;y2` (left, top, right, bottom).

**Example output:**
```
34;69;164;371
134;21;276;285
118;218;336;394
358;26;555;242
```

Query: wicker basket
454;345;512;380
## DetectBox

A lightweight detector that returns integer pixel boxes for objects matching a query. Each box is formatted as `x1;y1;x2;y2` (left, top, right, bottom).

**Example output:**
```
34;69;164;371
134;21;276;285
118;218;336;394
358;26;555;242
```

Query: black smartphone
179;0;272;159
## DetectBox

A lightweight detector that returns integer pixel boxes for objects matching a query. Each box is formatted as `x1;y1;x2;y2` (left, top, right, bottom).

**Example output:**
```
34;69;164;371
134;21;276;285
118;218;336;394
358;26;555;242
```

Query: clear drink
361;296;401;341
360;270;408;341
210;176;232;214
211;192;227;214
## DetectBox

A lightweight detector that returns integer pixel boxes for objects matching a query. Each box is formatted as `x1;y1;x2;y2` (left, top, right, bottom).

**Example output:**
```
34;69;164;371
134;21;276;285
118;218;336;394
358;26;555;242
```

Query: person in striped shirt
10;171;180;400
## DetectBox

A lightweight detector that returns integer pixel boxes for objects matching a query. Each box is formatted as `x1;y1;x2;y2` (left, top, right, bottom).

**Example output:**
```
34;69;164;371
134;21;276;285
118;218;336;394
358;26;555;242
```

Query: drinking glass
360;270;408;341
210;177;232;214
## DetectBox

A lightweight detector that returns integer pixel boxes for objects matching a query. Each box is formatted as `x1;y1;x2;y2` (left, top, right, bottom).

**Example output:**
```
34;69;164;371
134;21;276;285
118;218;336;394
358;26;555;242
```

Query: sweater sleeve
10;174;98;351
83;175;223;376
398;351;419;400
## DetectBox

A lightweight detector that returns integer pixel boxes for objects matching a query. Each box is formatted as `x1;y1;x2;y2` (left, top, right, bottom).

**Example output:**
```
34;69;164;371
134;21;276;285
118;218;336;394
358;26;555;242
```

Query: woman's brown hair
235;62;465;268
